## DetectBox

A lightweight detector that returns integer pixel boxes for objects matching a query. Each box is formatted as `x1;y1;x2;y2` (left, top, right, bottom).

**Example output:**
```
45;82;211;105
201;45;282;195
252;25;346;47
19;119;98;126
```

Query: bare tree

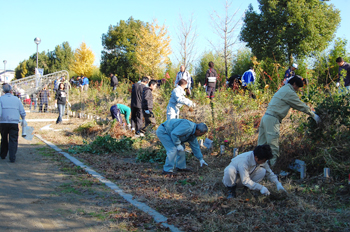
208;0;244;79
176;14;198;70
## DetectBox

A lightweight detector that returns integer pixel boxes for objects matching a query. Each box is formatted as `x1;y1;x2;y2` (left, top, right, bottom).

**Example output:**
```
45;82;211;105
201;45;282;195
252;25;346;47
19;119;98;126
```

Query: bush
136;146;167;163
69;135;134;155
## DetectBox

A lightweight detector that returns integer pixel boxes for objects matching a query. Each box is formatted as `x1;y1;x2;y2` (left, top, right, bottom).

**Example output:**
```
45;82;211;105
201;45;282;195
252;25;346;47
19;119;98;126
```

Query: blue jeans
57;104;66;123
30;99;37;110
156;125;186;172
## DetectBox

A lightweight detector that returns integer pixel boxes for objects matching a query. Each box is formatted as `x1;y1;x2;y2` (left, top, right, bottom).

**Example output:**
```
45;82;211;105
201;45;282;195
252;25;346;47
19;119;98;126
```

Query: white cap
292;63;298;69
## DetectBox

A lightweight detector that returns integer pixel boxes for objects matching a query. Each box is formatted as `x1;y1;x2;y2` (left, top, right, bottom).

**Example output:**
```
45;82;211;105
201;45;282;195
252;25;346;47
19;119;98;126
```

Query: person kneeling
222;145;286;199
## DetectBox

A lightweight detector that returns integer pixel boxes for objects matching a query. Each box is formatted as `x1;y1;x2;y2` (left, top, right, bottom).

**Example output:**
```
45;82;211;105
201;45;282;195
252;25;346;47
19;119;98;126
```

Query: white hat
292;63;298;69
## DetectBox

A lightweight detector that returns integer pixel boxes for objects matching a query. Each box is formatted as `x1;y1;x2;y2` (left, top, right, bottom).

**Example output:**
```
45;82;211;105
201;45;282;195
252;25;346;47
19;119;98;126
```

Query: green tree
100;17;145;82
194;51;225;85
47;41;74;73
240;0;340;63
231;48;253;76
314;38;349;86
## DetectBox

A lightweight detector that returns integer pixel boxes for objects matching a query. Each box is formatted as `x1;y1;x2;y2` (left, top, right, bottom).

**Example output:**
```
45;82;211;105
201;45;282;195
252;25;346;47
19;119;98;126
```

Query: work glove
67;102;71;107
276;182;286;192
260;186;270;196
127;124;131;130
203;85;206;89
199;159;208;167
55;103;58;108
312;112;321;124
21;119;27;127
176;145;184;151
336;82;340;87
145;110;150;114
192;103;196;108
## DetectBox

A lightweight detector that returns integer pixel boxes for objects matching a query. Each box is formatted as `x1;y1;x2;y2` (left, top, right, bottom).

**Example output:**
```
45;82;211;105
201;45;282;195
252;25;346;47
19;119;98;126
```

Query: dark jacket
338;62;350;86
38;89;50;103
142;87;153;111
55;89;67;105
205;68;217;88
131;82;146;108
110;75;118;87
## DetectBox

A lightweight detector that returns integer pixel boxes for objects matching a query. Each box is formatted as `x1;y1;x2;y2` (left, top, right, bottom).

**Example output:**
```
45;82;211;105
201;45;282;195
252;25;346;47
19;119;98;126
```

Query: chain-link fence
4;71;70;118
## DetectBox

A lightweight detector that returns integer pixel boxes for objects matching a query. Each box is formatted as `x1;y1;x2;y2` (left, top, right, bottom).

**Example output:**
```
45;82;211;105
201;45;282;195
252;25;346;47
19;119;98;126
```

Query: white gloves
192;103;196;108
127;124;131;130
145;110;150;114
203;85;206;89
336;82;340;87
200;159;208;167
67;102;71;107
276;182;286;192
260;186;270;196
176;145;184;151
21;119;27;127
312;112;321;124
55;103;58;108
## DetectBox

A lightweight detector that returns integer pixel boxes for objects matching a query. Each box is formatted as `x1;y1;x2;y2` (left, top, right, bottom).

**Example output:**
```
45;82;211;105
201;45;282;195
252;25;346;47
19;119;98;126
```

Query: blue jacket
82;77;89;85
0;93;26;124
161;119;203;160
241;69;256;86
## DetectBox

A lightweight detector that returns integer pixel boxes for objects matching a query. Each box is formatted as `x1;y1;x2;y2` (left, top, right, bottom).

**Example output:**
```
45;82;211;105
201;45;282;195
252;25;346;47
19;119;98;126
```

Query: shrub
136;146;167;163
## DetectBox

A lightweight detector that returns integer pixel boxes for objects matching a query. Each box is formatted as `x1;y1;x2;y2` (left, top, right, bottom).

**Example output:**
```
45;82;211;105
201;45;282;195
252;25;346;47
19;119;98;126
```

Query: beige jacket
266;84;314;122
227;151;279;191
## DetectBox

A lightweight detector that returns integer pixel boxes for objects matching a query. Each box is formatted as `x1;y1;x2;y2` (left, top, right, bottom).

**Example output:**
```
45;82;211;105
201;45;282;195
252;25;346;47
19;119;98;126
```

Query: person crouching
222;145;286;198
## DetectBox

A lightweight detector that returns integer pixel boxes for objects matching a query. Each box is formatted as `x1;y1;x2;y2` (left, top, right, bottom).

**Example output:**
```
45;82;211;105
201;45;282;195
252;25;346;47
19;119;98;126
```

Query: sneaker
162;170;175;177
136;131;145;137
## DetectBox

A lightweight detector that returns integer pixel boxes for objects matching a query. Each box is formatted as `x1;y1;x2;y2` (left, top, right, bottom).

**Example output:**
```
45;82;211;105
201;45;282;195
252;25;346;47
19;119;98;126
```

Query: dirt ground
0;127;165;231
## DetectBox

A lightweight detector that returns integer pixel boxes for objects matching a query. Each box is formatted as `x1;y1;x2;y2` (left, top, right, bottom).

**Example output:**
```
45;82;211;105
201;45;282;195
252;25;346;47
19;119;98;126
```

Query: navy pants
0;123;19;162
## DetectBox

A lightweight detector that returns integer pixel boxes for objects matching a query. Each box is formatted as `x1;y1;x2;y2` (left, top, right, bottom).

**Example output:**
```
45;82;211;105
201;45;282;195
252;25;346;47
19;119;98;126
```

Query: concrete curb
34;134;181;232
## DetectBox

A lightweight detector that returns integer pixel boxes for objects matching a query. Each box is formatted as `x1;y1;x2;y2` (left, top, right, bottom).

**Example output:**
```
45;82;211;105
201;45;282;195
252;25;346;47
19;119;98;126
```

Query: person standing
59;76;71;91
222;145;286;198
81;76;89;91
110;73;119;92
141;80;157;133
0;84;26;163
156;119;209;176
55;83;67;124
29;91;38;111
204;61;217;99
166;79;194;120
174;65;192;95
110;104;131;129
284;63;298;84
241;67;256;88
38;85;50;113
335;57;350;91
257;76;320;166
131;76;149;135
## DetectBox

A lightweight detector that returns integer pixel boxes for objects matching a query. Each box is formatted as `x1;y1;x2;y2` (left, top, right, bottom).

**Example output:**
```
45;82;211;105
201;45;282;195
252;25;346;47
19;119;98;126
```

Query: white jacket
226;151;278;191
0;93;26;124
167;86;193;109
175;71;192;89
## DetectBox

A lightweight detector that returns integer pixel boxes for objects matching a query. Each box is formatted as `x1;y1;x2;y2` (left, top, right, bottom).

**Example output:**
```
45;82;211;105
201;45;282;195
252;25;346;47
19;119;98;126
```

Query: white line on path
34;134;181;232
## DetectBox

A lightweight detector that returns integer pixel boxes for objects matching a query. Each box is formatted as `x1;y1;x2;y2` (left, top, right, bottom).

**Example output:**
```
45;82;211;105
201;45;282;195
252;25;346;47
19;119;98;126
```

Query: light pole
34;37;41;70
3;60;6;82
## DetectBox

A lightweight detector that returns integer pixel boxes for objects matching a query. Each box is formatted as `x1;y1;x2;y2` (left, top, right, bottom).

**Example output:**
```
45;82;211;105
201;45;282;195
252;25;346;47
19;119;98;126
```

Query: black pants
110;105;123;124
0;123;19;162
140;112;156;133
39;103;48;112
131;107;144;131
206;86;215;99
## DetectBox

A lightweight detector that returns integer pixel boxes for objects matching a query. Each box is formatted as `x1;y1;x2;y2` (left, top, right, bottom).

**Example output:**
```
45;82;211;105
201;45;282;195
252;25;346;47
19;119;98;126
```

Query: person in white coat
166;79;195;120
222;145;286;198
174;65;192;95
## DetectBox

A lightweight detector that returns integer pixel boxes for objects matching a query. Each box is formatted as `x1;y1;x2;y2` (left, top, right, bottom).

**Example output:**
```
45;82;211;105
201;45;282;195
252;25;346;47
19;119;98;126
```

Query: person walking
131;76;149;135
156;119;209;176
140;80;157;134
0;84;26;163
110;104;131;129
204;61;217;99
166;79;195;120
222;145;286;198
38;85;50;113
55;83;67;124
257;76;320;166
110;73;119;92
174;65;192;95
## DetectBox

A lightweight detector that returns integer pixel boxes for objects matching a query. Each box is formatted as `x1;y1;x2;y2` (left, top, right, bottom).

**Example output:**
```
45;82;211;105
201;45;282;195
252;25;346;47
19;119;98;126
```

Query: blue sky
0;0;348;71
